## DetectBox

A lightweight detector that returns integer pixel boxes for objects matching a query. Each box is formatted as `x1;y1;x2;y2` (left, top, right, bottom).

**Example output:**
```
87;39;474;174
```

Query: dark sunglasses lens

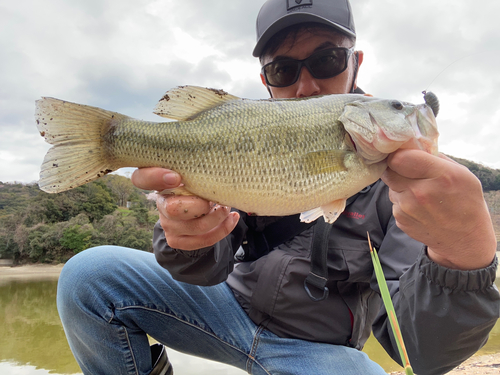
263;48;351;87
308;49;347;78
264;61;300;87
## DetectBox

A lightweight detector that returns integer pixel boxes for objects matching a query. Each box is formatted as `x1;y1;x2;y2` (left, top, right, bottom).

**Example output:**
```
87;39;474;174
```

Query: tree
25;189;85;225
27;224;51;261
103;175;135;207
77;182;117;222
493;174;500;191
60;224;93;254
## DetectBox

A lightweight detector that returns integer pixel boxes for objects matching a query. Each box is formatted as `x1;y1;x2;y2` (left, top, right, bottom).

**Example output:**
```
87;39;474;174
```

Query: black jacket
153;180;500;374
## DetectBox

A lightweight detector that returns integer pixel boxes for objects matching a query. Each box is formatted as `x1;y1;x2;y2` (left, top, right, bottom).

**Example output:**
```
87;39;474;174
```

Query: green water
0;276;498;374
0;278;81;374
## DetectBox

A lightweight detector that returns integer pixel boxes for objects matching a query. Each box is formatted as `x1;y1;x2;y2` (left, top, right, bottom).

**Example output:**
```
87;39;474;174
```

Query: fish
35;86;439;223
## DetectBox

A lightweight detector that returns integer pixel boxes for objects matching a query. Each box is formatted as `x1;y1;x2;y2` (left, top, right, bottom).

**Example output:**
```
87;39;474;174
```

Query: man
57;1;500;374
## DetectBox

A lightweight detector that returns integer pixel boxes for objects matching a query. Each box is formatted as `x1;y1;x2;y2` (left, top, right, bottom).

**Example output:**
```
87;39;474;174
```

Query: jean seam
246;325;271;375
123;327;139;375
116;305;269;374
106;308;115;324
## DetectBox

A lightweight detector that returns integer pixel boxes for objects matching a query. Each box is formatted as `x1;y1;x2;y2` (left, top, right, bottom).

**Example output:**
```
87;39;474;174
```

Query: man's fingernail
163;172;179;186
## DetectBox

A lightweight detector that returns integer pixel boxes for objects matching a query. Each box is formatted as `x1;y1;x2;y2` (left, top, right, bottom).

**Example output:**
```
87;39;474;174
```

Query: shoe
149;344;173;375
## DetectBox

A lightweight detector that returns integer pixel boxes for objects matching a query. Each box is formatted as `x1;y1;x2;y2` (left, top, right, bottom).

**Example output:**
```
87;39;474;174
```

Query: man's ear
260;73;267;87
356;50;364;69
352;50;364;91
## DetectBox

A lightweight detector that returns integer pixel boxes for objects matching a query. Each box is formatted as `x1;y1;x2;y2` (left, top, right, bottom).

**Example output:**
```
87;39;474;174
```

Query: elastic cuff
418;248;498;291
172;246;214;258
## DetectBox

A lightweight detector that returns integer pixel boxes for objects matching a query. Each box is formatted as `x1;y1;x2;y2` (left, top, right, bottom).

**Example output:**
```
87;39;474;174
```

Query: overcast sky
1;0;500;184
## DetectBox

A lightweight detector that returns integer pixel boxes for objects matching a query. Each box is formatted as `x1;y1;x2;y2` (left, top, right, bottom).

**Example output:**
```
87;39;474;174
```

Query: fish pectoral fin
300;199;347;224
154;86;240;121
304;150;349;174
158;185;195;196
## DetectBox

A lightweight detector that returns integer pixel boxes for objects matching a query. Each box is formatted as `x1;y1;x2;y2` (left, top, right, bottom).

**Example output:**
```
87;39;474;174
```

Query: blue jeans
57;246;387;375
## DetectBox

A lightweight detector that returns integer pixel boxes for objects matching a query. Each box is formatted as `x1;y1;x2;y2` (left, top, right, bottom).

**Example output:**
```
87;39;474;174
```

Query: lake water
0;272;499;374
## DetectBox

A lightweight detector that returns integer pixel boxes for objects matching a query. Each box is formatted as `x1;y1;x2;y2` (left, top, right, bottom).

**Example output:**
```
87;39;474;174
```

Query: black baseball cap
253;0;356;57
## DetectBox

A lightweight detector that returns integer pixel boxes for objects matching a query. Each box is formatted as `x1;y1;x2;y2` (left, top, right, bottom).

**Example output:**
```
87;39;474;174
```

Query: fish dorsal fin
153;85;240;121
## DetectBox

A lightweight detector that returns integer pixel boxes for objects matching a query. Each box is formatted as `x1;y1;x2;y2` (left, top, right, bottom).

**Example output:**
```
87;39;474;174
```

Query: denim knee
58;246;115;292
57;246;128;321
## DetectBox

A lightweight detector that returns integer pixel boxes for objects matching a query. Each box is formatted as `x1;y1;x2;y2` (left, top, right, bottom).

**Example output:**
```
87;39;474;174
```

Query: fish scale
35;86;439;223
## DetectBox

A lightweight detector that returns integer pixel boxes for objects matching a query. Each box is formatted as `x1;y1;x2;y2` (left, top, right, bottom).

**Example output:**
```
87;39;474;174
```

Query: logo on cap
287;0;313;11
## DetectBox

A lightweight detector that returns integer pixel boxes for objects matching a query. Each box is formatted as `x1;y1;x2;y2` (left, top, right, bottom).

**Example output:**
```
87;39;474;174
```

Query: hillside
0;175;157;263
455;157;500;244
447;155;500;191
485;190;500;244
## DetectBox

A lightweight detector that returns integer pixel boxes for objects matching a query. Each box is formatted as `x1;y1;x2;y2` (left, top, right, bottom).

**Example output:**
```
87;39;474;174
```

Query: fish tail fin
35;98;127;193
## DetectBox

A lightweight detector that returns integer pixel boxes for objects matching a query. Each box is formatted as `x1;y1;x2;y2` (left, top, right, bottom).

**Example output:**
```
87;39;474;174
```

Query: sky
1;0;500;184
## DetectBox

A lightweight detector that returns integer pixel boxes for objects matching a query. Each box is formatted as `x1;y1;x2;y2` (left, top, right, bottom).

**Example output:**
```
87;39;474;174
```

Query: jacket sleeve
372;217;500;375
152;217;247;286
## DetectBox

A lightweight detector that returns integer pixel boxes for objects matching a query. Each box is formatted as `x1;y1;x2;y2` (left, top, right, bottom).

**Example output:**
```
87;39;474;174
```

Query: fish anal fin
154;86;240;121
300;199;347;224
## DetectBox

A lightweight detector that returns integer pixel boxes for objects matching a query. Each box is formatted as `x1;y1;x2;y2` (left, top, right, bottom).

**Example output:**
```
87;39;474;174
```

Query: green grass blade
368;233;414;374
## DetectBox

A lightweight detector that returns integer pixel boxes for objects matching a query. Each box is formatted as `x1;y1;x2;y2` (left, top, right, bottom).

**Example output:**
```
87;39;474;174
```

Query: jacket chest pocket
336;246;374;283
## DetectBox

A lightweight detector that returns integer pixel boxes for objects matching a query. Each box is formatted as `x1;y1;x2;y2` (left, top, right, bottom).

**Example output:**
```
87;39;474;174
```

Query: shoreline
0;263;64;281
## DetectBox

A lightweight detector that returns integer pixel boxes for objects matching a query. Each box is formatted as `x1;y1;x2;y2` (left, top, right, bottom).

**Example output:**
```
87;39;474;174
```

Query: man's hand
381;149;497;270
132;167;239;251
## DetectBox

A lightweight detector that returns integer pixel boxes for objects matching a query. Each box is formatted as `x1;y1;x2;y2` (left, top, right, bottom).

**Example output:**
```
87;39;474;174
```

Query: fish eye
391;100;403;110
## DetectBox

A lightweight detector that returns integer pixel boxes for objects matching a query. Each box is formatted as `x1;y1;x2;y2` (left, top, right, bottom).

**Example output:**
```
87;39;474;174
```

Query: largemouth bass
35;86;439;223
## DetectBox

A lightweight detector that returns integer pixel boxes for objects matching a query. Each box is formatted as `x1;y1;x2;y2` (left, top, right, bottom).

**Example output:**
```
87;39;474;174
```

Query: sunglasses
261;47;355;88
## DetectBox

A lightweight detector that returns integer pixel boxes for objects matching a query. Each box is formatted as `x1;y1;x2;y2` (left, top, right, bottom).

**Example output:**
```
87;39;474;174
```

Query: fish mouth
396;104;439;156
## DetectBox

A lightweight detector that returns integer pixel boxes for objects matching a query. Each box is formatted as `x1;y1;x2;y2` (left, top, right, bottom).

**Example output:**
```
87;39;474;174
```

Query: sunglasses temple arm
266;85;273;98
349;52;359;93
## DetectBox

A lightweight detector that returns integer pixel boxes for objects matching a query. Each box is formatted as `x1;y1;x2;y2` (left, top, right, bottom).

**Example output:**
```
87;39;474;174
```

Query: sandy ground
0;263;64;281
1;262;499;374
388;353;500;374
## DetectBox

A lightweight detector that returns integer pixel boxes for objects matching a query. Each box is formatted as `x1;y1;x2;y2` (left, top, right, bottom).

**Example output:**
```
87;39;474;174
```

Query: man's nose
295;67;321;98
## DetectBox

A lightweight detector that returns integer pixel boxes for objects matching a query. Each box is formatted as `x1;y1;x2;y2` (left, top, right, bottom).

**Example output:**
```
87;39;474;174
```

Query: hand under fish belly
35;86;439;223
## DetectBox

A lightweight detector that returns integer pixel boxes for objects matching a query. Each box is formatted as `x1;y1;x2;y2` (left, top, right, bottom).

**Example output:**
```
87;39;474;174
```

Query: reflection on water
0;279;80;374
0;362;59;374
0;274;498;374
